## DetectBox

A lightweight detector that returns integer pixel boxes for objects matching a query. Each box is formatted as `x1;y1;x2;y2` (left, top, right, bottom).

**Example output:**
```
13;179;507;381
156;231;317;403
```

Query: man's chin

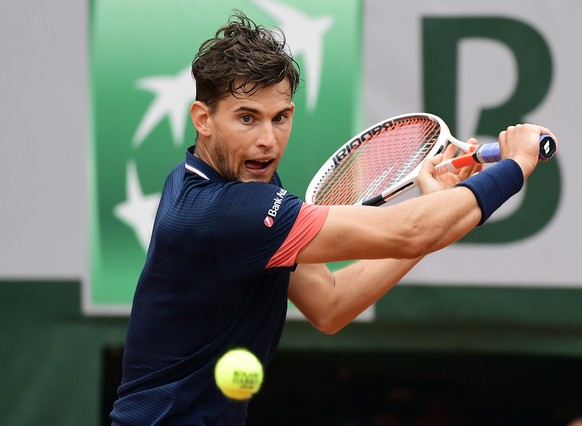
240;172;275;184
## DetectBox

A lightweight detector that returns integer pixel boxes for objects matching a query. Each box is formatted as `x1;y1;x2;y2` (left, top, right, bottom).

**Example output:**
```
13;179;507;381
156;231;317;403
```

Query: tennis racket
305;112;557;207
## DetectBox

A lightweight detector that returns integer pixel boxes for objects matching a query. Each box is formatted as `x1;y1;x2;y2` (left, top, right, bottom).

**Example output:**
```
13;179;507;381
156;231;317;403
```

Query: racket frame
306;112;455;206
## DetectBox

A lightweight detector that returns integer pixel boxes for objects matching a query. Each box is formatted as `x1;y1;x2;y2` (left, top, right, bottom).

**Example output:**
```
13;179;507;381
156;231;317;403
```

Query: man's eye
241;115;252;123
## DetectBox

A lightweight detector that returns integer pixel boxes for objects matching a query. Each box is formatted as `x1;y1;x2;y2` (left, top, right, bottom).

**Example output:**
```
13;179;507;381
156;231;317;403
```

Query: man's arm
295;184;481;264
288;185;480;335
289;258;423;335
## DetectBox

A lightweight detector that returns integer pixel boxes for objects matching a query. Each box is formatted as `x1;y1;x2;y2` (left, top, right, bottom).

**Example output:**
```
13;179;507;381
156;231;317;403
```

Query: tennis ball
214;348;264;400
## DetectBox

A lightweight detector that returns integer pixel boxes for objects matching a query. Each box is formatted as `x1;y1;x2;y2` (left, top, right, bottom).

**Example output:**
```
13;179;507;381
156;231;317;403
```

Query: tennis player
110;11;556;425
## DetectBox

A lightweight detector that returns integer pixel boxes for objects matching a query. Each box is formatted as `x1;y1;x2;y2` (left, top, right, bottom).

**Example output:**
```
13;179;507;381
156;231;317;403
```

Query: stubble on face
209;136;238;182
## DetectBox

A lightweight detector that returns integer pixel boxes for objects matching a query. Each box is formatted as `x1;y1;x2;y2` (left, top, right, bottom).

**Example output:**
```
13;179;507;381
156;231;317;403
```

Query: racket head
306;113;451;206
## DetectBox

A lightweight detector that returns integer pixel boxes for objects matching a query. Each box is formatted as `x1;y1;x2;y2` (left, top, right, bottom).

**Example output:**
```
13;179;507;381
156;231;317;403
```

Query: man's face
197;80;295;183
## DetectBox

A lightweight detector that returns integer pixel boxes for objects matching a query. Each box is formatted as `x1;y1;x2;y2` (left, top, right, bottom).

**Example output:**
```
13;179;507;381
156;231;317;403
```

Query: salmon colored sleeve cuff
266;203;329;268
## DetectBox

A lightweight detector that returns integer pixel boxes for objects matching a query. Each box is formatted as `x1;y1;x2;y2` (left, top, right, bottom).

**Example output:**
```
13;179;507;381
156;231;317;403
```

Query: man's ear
190;101;211;137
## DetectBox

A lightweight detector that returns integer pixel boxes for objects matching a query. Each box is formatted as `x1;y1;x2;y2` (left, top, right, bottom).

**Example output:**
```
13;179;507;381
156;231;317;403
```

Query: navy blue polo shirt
110;146;304;425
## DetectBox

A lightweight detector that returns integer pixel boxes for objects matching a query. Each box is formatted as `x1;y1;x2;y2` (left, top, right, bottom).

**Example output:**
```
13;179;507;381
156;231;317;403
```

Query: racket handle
476;134;557;163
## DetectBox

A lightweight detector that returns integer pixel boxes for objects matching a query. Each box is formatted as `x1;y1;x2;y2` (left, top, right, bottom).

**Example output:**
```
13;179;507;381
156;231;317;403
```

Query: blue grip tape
477;143;501;163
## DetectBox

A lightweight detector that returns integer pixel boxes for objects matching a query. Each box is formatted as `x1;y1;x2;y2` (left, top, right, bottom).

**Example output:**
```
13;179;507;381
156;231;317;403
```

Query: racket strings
313;117;441;205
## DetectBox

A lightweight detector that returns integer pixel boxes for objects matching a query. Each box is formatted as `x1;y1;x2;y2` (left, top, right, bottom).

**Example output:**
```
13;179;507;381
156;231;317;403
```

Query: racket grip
476;143;502;163
476;134;557;163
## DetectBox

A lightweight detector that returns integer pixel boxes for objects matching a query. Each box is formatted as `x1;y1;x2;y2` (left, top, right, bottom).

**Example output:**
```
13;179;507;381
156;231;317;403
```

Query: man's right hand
498;124;557;179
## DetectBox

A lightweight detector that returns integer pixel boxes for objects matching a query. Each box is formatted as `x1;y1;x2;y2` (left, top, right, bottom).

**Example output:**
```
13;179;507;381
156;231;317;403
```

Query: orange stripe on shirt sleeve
266;203;329;269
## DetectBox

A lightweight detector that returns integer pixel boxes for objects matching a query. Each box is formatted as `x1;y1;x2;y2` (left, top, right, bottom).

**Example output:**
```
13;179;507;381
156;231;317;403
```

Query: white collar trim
185;163;210;180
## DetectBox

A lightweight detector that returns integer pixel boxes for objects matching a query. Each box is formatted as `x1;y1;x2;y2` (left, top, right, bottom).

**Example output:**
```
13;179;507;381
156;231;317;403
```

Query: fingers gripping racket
305;113;557;207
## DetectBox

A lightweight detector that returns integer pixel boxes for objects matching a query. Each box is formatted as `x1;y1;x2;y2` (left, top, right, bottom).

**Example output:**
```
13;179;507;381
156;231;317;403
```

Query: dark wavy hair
191;11;301;110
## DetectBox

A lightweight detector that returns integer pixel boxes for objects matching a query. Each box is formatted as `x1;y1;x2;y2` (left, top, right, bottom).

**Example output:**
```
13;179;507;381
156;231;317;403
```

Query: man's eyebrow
233;106;293;115
233;106;260;114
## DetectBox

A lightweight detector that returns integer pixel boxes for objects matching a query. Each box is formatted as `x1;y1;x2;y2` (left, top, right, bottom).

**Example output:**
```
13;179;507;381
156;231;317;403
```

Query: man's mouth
245;159;274;171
